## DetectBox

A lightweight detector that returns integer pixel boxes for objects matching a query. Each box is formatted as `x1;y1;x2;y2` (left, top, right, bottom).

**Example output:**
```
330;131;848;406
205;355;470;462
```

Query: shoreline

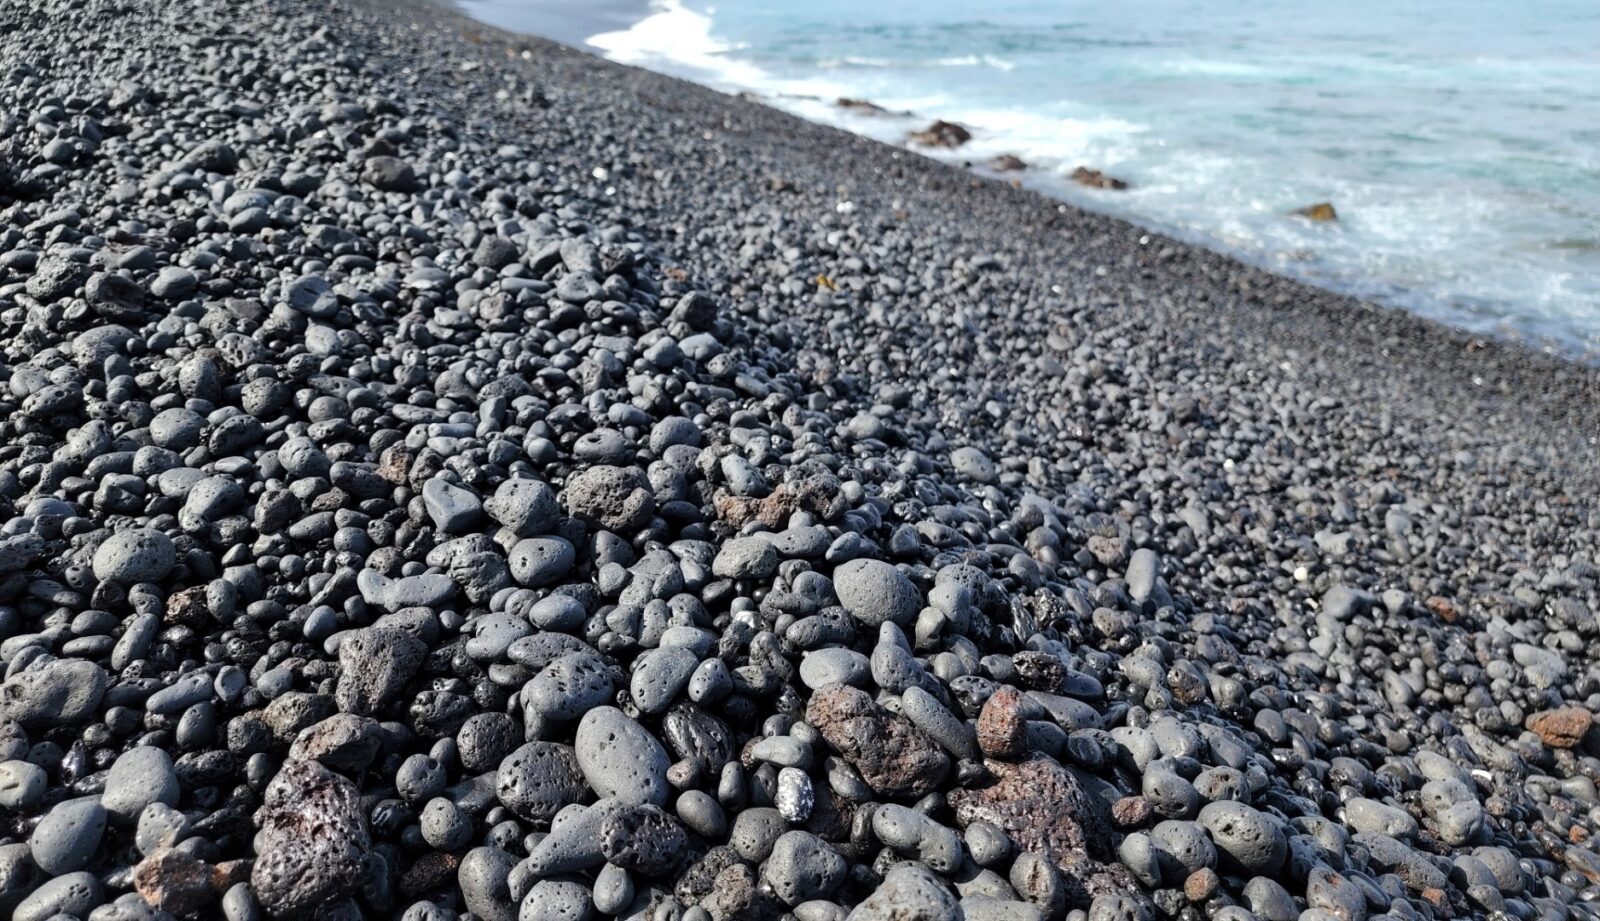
443;0;1600;453
456;0;1600;363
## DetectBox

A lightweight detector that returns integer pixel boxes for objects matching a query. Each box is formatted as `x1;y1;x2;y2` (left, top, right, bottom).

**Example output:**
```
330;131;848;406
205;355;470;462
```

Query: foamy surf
573;0;1600;356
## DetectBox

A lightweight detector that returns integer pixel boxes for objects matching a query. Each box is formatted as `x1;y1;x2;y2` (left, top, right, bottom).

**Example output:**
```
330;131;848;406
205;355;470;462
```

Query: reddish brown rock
836;97;890;115
1531;706;1594;748
1111;795;1154;828
1566;845;1600;885
1420;887;1453;917
1424;596;1459;623
1293;202;1339;221
134;848;218;915
806;683;949;798
212;859;251;890
165;585;209;628
950;757;1143;910
1070;167;1129;190
909;120;972;148
377;444;414;485
713;474;845;529
977;685;1027;759
1185;867;1221;902
990;154;1028;172
949;755;1107;861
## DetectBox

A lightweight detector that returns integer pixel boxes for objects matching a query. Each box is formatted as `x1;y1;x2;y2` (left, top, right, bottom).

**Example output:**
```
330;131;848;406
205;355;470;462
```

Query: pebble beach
1;1;1599;920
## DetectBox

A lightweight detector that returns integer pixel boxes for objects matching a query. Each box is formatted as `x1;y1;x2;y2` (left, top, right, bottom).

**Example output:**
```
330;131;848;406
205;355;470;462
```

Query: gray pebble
1197;801;1287;874
833;558;920;627
30;796;107;874
459;846;518;921
102;746;179;825
630;646;699;714
0;658;107;727
496;742;587;821
519;878;592;921
424;478;484;533
731;807;788;862
764;830;846;905
1241;876;1298;921
92;528;176;584
14;871;103;921
0;760;47;810
421;797;474;851
150;265;198;298
509;536;577;587
850;863;960;920
712;536;779;580
485;478;561;537
574;707;670;806
523;651;615;723
950;446;998;483
799;648;871;689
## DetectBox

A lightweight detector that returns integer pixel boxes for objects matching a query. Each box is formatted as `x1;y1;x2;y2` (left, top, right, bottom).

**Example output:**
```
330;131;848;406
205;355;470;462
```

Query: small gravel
0;1;1595;920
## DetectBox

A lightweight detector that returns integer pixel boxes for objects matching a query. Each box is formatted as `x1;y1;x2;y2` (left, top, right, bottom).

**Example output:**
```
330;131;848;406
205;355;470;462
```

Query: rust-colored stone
1070;167;1129;191
977;685;1027;759
1565;845;1600;885
1531;706;1594;748
807;683;949;799
1185;867;1220;902
211;859;252;891
908;120;972;148
250;759;371;915
1293;202;1339;221
712;474;844;529
1420;887;1452;917
950;758;1149;912
165;585;209;628
377;444;414;485
949;755;1107;862
134;848;218;915
1424;596;1459;623
1111;795;1154;828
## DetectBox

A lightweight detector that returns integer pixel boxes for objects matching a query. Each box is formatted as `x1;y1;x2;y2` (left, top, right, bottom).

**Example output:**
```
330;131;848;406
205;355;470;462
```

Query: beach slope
0;0;1597;919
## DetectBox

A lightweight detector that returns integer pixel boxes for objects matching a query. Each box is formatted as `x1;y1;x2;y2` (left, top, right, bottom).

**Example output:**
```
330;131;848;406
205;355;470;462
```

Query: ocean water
465;0;1600;356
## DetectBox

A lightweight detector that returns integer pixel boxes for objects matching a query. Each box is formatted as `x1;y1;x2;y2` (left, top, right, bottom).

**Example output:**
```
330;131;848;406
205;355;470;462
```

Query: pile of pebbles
2;1;1600;920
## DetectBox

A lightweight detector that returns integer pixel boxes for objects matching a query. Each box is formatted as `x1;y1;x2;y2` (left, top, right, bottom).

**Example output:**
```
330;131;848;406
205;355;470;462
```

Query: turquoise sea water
464;0;1600;355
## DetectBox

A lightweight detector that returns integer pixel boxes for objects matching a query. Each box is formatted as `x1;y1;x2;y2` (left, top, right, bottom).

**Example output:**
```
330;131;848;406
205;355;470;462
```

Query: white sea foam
817;54;1016;71
588;1;763;87
569;0;1600;355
